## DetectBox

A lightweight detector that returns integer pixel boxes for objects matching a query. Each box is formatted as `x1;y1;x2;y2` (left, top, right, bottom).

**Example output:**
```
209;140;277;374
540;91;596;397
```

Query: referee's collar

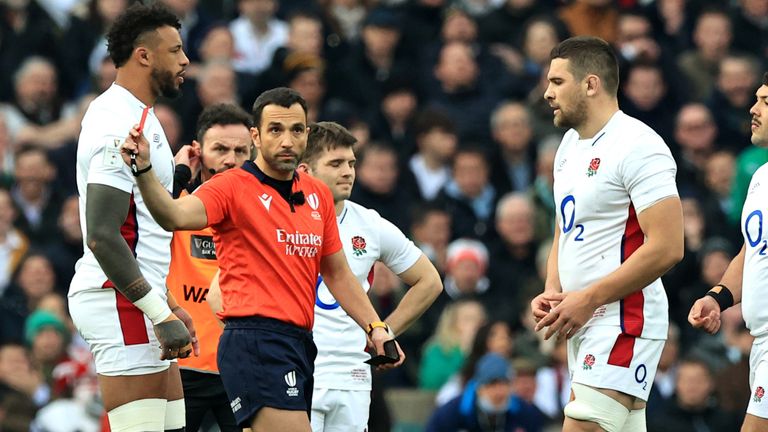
241;160;300;183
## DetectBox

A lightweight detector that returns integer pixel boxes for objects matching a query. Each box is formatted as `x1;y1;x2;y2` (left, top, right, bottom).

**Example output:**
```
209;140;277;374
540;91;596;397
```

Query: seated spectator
648;356;738;432
419;299;487;391
677;8;733;101
0;342;42;431
437;146;498;240
436;320;514;405
487;193;542;320
0;252;59;344
43;195;82;287
426;352;544;432
369;76;419;160
350;143;416;231
488;102;537;196
707;54;761;152
1;57;81;149
407;109;457;202
10;145;66;245
425;41;501;141
410;204;452;275
229;0;288;75
24;310;69;394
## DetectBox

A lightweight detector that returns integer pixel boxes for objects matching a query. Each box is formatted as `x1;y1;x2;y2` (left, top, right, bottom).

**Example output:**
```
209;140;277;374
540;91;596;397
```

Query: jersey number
560;195;585;241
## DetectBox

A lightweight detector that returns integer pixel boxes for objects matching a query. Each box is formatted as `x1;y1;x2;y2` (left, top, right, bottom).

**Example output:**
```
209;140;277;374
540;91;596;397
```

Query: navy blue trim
591;132;606;146
338;206;348;224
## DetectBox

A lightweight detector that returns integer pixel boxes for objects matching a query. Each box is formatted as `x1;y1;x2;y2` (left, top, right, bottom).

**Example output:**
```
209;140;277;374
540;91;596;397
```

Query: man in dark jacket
426;353;543;432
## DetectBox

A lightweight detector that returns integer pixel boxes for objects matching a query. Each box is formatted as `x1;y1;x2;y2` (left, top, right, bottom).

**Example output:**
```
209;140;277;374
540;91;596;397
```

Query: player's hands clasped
369;327;405;370
534;291;597;341
154;314;193;360
688;295;722;334
121;124;152;171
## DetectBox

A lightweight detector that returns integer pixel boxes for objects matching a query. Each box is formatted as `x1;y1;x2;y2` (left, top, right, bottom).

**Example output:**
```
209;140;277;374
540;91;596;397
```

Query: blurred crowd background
0;0;765;430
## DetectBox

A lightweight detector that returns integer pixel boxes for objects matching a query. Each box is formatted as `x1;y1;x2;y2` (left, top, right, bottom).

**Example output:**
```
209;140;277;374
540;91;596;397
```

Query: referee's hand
154;314;193;360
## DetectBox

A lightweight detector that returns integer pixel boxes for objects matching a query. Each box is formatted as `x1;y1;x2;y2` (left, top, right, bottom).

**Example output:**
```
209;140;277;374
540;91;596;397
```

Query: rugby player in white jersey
689;73;768;432
67;4;194;431
531;36;684;432
298;121;443;432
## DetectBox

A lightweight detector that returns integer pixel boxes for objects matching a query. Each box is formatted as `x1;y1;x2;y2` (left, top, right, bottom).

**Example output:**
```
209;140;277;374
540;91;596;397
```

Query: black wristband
133;163;153;177
706;284;734;312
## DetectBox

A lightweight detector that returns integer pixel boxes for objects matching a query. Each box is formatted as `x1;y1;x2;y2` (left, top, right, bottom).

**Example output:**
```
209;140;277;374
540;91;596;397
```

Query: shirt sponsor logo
276;229;321;257
285;370;299;397
190;235;217;259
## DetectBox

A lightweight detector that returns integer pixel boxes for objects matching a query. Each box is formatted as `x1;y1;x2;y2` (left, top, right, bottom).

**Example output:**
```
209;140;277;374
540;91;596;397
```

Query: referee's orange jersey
193;161;342;330
167;191;221;373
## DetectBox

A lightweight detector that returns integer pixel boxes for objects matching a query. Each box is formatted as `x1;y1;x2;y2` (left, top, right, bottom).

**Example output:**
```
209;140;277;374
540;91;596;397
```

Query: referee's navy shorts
217;316;317;428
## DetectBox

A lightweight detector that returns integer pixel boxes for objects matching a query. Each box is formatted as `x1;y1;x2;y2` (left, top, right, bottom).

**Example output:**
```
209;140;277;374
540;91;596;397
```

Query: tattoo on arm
123;278;152;303
86;184;150;301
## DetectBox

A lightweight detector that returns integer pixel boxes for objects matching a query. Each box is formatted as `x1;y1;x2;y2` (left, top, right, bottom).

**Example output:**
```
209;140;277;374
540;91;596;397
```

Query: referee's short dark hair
550;36;620;97
251;87;308;130
302;122;357;168
196;103;253;148
107;3;181;68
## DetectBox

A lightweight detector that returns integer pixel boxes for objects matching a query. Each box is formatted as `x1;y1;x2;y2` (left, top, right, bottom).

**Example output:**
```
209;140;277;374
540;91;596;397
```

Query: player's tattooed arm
85;183;150;301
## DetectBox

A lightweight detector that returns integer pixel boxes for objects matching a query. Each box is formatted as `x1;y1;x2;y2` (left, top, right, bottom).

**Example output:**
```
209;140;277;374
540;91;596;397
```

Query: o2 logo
315;275;340;310
635;364;648;390
745;210;768;256
560;195;585;241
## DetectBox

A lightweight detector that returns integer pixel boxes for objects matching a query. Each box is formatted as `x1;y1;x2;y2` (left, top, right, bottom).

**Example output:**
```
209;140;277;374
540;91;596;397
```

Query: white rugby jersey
313;200;422;390
69;84;175;296
553;111;678;340
741;164;768;337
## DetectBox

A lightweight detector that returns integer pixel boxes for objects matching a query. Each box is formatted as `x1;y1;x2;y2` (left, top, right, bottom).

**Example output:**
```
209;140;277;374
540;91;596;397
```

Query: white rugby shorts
69;288;170;376
748;336;768;418
311;388;370;432
567;325;664;401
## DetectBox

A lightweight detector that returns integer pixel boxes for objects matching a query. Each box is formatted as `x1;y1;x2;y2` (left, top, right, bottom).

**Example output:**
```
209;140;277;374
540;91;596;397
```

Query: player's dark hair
106;3;181;68
251;87;308;130
302;122;357;167
196;103;253;147
550;36;619;96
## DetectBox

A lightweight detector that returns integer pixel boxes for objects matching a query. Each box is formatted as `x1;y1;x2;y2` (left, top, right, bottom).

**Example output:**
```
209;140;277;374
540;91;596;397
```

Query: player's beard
554;95;588;130
151;67;181;99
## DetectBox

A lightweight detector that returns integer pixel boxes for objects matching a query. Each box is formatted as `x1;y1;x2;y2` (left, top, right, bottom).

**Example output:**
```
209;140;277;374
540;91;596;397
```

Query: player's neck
115;69;156;107
334;200;345;216
577;100;619;140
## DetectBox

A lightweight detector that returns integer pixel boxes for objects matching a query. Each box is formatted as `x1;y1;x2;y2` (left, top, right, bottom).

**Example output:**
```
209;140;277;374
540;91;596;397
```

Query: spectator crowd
0;0;766;430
